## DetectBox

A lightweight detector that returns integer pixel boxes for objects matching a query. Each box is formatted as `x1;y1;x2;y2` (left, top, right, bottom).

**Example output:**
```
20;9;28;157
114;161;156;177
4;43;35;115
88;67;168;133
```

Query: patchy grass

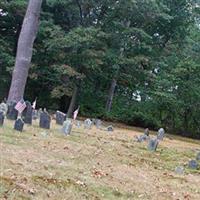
0;119;200;200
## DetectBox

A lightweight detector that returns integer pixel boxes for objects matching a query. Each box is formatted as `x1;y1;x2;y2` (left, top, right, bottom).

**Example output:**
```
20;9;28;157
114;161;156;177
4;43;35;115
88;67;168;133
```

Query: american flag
15;99;26;113
73;106;80;120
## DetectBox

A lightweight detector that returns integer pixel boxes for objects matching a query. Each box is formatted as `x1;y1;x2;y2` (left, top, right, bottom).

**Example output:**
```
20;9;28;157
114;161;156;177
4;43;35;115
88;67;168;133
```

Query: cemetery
0;0;200;199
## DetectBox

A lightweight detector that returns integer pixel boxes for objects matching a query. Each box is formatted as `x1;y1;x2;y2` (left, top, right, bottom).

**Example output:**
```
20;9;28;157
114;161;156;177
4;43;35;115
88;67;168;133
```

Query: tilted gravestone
62;119;72;135
188;160;198;169
39;111;51;129
84;119;92;129
196;152;200;161
7;101;18;120
157;128;165;140
0;102;8;116
22;101;33;125
56;111;66;125
147;138;159;151
0;111;4;126
14;118;24;132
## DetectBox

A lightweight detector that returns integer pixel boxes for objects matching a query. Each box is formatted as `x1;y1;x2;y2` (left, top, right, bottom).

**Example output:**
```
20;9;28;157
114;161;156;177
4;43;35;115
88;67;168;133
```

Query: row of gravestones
135;128;165;152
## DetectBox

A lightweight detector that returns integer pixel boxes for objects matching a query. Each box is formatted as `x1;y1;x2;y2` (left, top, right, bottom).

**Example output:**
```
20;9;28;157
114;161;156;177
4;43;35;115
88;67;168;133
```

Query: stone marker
157;128;165;140
0;111;4;126
136;134;149;142
175;166;184;175
7;101;18;120
39;111;51;129
144;128;149;136
76;120;82;128
147;138;159;151
23;101;33;125
188;160;198;169
14;118;24;132
84;119;92;129
196;152;200;161
62;119;72;135
107;125;114;132
0;102;8;116
56;111;66;125
96;119;102;129
32;110;38;120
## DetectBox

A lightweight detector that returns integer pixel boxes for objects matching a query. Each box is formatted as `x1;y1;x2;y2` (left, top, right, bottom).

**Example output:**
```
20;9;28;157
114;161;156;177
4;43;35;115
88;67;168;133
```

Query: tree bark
105;78;117;112
8;0;43;102
67;86;78;118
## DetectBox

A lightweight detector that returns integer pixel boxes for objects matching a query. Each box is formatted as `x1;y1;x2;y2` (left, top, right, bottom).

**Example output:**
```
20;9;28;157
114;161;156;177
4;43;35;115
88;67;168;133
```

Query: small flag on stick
15;99;26;114
32;98;37;109
73;106;80;120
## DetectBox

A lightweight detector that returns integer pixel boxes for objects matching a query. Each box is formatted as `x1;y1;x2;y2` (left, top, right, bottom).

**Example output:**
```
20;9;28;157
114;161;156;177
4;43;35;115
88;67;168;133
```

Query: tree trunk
105;79;117;112
67;86;78;118
8;0;43;102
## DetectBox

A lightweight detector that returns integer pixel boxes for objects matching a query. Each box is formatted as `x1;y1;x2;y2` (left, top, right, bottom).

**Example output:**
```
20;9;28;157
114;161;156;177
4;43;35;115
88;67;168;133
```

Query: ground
0;119;200;200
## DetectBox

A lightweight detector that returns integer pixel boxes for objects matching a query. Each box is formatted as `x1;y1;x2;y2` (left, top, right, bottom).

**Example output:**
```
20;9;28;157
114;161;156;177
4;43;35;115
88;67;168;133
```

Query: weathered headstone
0;102;8;116
96;119;102;129
39;111;51;129
144;128;149;136
107;125;114;132
56;111;66;125
14;118;24;132
7;101;18;120
0;111;4;126
23;101;33;125
188;160;198;169
84;119;92;129
147;138;159;151
62;119;73;135
157;128;165;140
196;152;200;161
175;166;184;175
76;120;82;128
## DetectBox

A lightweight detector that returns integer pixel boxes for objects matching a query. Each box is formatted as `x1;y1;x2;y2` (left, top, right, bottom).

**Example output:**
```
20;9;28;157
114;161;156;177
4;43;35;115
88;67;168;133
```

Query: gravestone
39;111;51;129
62;119;72;135
136;134;149;143
188;160;198;169
107;125;114;132
157;128;165;140
147;138;159;151
23;101;33;125
14;118;24;132
0;102;8;116
56;111;66;125
76;120;82;128
196;152;200;161
84;119;92;129
144;128;149;136
96;119;102;129
175;166;184;175
7;101;18;120
32;110;38;120
0;111;4;126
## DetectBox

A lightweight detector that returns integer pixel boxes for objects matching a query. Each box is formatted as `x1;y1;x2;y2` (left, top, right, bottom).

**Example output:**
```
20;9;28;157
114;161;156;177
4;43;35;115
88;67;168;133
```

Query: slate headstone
56;111;66;125
84;119;92;129
107;125;114;132
0;111;4;126
23;101;33;125
157;128;165;140
188;160;198;169
62;120;73;135
147;138;159;151
196;152;200;161
7;101;18;120
0;102;8;116
39;111;51;129
14;118;24;132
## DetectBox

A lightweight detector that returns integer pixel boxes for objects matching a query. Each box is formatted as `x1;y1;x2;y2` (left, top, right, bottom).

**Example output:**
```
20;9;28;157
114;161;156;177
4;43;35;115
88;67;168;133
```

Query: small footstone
0;111;4;126
107;125;114;132
147;138;159;151
14;118;24;132
175;166;184;175
188;160;198;169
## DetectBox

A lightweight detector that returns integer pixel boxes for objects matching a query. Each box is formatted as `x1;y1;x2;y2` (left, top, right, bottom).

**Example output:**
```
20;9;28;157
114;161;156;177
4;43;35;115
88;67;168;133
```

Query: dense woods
0;0;200;138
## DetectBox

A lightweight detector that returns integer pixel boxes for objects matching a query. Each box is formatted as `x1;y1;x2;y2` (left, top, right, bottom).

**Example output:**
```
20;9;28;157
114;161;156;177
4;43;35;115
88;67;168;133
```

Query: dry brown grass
0;119;200;200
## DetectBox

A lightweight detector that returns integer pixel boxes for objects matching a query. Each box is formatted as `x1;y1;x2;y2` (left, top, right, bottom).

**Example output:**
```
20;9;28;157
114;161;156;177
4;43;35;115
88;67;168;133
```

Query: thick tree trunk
105;78;117;112
8;0;43;102
67;86;78;118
